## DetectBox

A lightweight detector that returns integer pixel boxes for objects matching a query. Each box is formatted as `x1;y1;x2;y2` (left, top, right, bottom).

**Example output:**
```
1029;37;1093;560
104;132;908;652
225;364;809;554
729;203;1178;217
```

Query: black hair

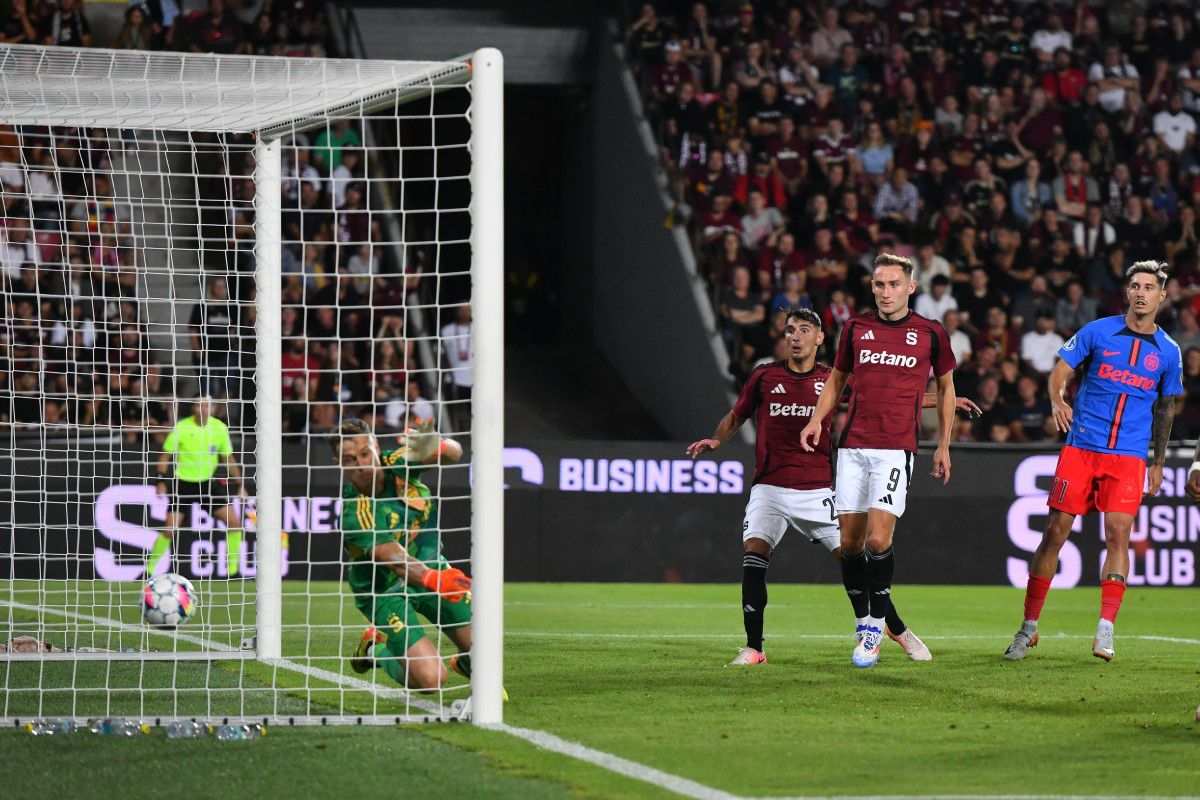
785;307;822;329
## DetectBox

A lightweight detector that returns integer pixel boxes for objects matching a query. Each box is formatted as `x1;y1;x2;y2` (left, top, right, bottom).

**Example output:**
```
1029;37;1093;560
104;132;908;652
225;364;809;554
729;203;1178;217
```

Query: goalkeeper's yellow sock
146;534;171;575
226;529;243;577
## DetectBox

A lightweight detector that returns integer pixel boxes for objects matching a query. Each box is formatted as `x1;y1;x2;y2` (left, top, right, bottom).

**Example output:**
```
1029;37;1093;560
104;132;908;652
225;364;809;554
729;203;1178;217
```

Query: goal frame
0;44;505;726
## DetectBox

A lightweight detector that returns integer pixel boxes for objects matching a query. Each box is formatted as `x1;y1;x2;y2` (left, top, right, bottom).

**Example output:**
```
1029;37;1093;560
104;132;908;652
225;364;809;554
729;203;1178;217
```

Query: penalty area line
485;722;1200;800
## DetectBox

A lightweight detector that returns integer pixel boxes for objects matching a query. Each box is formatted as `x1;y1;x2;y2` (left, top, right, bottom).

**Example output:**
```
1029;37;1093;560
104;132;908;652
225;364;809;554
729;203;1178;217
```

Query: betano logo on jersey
769;402;816;417
1096;362;1155;390
858;349;918;368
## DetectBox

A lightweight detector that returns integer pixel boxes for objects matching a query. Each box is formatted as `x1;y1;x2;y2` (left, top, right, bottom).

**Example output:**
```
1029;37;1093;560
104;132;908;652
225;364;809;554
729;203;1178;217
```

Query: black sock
885;598;906;636
839;549;870;619
742;550;769;651
867;547;895;619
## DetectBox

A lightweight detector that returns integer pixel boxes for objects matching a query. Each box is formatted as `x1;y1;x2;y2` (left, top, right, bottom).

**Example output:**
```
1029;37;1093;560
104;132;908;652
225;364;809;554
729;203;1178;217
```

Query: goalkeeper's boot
727;647;766;666
350;627;385;674
449;653;471;678
1093;619;1115;662
887;626;932;661
1003;620;1039;660
851;622;883;668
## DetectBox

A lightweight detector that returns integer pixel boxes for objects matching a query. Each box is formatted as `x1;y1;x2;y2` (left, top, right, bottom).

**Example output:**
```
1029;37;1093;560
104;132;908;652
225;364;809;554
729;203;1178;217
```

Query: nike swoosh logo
1103;350;1120;356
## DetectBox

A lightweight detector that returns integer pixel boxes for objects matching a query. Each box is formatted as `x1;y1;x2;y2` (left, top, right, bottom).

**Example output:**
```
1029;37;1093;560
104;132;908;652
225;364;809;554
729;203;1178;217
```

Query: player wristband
1190;461;1200;476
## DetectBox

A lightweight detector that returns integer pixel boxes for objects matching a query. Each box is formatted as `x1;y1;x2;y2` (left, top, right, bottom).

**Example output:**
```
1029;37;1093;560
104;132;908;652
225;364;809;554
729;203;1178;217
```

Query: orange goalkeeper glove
420;568;472;602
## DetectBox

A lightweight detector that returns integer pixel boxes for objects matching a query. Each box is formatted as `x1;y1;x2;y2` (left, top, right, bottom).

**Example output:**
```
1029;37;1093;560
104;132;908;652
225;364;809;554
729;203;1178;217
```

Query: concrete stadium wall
586;34;733;441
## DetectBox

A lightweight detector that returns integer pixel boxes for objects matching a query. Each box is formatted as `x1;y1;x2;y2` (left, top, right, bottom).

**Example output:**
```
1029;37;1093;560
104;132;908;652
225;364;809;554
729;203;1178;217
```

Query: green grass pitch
6;582;1200;799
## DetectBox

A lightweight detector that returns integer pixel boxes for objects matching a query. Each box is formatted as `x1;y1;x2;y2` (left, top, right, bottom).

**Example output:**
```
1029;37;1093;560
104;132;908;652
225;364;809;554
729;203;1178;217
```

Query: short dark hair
328;417;373;455
785;307;822;330
874;252;915;277
1126;260;1169;288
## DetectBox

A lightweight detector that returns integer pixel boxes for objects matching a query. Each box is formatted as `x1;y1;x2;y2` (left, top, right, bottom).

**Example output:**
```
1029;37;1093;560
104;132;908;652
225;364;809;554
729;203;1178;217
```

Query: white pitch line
487;722;1200;800
487;722;741;800
0;599;447;716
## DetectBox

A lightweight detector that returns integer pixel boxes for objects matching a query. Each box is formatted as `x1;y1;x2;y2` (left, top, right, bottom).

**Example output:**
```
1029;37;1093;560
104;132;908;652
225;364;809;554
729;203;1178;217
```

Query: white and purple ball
142;573;199;629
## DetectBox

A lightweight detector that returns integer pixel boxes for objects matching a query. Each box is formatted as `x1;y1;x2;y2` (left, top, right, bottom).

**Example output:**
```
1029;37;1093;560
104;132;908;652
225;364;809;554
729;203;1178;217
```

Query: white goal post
0;43;503;725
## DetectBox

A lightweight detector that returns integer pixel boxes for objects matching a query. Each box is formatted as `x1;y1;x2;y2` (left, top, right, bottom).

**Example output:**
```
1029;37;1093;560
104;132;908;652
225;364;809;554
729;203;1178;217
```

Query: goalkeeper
332;417;473;691
150;396;249;577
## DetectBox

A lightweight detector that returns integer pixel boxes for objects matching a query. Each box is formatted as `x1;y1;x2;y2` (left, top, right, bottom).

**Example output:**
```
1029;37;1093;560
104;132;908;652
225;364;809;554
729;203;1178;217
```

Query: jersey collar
875;309;913;327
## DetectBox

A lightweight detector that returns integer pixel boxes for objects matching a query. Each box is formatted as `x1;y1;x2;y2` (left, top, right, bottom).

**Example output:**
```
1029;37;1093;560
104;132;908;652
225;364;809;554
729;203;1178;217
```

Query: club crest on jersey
859;330;876;341
858;349;917;368
1144;352;1160;371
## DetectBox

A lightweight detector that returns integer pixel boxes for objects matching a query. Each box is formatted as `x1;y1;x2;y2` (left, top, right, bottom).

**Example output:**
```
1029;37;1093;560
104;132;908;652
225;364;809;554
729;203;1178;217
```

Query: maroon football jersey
732;361;833;490
833;310;957;452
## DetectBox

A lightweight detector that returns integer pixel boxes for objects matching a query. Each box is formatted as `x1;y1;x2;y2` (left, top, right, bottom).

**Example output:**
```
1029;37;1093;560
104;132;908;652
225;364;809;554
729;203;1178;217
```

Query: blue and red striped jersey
1058;315;1184;458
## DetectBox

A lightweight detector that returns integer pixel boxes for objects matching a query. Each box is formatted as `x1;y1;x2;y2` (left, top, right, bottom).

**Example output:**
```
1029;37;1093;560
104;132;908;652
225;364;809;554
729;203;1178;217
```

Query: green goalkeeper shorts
358;563;472;655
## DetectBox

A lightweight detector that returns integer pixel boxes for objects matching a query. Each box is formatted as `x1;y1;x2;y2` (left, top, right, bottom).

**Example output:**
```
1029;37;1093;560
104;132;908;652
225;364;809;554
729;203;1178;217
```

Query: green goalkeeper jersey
339;447;438;602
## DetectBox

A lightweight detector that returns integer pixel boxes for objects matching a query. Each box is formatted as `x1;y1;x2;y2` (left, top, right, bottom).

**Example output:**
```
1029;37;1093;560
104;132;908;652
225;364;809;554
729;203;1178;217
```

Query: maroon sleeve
930;320;957;377
832;319;855;373
732;368;765;419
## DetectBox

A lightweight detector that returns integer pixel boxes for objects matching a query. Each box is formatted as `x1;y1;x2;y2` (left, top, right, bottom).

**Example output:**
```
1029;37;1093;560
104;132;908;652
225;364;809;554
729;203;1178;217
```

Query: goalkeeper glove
400;417;442;463
420;568;471;603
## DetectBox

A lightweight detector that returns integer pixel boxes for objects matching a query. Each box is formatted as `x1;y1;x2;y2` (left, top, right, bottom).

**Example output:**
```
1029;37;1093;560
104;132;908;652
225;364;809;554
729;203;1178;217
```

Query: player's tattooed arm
1149;395;1182;498
687;411;746;458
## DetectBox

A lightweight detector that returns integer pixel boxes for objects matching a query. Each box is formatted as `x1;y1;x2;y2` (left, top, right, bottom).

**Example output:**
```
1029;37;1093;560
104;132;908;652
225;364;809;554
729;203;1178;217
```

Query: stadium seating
0;0;439;438
627;0;1200;441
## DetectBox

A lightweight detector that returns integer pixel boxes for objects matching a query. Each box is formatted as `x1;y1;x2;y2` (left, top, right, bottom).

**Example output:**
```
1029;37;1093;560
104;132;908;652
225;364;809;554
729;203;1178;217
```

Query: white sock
868;616;886;633
1097;618;1114;632
855;616;868;630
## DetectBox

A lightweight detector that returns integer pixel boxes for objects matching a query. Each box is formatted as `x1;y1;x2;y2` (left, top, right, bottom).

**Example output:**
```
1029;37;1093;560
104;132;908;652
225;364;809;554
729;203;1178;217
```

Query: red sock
1100;579;1126;623
1023;574;1052;622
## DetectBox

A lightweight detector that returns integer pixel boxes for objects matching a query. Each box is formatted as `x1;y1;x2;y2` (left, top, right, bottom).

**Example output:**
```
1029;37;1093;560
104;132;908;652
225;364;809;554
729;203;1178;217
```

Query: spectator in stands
41;0;90;47
915;274;957;322
770;269;810;314
943;309;972;366
1021;310;1066;375
314;119;362;174
187;0;244;55
1008;374;1053;443
113;3;158;50
441;303;473;435
721;265;765;355
1153;93;1197;157
1;0;37;43
189;276;238;399
1055;280;1098;337
874;166;919;235
740;189;784;252
1089;44;1139;113
808;7;851;69
757;231;802;299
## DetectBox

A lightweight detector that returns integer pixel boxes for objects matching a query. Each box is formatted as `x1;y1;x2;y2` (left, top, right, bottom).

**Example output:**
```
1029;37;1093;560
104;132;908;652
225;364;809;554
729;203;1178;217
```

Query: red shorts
1047;445;1146;517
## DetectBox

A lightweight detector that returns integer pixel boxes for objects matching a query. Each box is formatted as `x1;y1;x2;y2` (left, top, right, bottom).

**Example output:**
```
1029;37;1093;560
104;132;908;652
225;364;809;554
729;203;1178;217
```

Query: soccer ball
142;573;199;629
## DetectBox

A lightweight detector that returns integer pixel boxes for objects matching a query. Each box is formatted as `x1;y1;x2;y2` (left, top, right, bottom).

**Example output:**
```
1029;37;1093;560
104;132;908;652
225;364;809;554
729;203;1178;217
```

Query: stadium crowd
0;0;464;441
630;0;1200;441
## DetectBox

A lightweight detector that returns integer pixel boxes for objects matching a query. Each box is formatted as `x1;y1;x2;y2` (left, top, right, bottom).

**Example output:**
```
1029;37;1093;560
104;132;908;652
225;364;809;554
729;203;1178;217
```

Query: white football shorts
834;447;914;518
742;484;840;552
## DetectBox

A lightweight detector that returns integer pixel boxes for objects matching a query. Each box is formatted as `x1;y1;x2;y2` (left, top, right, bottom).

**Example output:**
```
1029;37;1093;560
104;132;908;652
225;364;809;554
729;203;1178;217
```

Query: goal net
0;44;504;725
